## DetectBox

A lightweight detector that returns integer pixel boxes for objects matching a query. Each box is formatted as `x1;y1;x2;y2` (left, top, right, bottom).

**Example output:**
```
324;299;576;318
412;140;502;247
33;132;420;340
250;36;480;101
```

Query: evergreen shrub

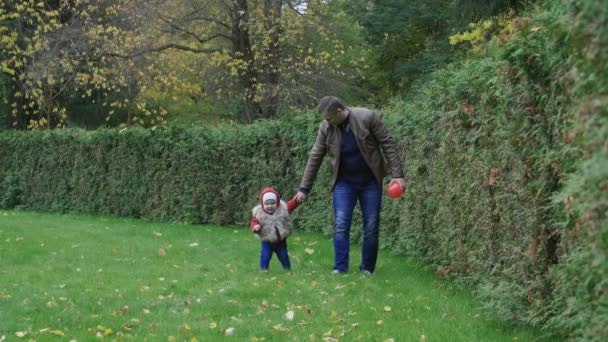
378;0;606;339
0;116;323;226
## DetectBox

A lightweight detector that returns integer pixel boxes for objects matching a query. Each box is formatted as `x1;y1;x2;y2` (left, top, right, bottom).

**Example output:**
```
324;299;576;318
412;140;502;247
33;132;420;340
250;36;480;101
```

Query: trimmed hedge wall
378;0;606;340
0;0;605;340
0;118;323;226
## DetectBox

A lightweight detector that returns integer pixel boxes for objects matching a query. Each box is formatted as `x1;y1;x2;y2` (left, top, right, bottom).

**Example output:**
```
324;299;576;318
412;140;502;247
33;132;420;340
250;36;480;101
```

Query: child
250;187;299;272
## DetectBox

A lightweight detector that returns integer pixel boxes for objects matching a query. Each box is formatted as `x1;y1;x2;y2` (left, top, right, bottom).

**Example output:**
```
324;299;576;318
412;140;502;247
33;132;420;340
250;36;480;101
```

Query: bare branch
157;15;232;43
102;44;233;59
285;0;306;16
190;14;232;30
156;2;231;30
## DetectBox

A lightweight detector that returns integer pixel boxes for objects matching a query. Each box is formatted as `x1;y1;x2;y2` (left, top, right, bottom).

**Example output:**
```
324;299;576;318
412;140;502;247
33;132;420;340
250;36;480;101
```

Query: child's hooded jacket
250;187;298;243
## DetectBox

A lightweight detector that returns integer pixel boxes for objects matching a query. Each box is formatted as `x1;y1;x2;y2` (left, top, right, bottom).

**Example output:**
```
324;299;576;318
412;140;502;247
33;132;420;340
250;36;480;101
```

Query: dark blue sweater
337;117;375;187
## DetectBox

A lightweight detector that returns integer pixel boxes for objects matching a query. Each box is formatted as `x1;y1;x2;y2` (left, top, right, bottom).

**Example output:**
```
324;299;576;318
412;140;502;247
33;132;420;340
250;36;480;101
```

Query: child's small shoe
260;269;269;274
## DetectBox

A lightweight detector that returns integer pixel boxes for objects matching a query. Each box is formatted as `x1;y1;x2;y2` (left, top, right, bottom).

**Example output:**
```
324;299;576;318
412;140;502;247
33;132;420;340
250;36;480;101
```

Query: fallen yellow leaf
272;324;290;332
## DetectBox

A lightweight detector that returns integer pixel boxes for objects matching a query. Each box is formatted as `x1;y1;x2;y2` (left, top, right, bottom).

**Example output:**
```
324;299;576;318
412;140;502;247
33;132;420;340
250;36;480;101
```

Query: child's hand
253;224;261;233
295;191;307;203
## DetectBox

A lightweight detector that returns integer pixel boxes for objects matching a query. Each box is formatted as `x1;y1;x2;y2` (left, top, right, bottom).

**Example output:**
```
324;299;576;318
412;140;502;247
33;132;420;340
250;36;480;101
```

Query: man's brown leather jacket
299;107;404;192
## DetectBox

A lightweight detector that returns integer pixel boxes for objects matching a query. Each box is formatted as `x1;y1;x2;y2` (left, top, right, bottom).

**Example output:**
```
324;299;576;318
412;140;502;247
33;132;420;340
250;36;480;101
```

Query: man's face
263;199;277;214
322;108;347;127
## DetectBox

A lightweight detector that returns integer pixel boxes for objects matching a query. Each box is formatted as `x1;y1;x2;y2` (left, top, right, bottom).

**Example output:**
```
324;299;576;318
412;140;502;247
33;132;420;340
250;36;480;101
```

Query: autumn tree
0;0;366;127
0;0;169;129
336;0;530;101
0;0;72;129
106;0;366;122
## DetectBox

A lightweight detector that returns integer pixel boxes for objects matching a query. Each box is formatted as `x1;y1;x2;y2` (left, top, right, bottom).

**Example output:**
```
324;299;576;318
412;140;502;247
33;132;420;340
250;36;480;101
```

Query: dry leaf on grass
273;324;290;332
50;330;64;336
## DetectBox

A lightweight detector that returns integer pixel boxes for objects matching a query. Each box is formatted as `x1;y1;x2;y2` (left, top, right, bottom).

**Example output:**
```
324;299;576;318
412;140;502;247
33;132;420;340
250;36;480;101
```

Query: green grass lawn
0;210;554;341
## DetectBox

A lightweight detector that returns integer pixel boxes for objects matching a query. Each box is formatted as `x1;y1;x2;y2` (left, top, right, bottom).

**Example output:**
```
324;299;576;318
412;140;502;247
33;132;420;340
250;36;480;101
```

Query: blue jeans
260;240;291;270
332;179;382;273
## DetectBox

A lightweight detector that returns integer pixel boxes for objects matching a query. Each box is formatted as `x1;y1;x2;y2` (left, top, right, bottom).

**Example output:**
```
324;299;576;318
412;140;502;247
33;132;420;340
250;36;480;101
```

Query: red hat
259;187;281;209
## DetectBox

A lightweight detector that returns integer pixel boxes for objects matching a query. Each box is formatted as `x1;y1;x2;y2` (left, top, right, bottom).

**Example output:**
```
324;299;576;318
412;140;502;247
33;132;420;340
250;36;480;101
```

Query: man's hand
391;177;408;191
295;191;308;204
253;224;261;233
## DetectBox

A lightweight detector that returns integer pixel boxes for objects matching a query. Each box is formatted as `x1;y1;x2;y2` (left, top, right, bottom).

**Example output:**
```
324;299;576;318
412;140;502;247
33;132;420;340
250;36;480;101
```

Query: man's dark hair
317;96;346;114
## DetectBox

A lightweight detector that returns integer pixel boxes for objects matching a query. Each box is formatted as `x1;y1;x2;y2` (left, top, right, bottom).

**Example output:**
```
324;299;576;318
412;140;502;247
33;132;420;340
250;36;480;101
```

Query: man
295;96;407;274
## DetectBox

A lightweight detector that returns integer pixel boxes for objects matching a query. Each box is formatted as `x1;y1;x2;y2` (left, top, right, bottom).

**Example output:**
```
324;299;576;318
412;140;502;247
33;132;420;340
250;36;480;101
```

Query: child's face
263;199;277;214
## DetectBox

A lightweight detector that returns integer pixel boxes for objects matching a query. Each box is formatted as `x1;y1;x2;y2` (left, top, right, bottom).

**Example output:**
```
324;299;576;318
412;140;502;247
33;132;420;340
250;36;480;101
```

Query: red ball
386;182;403;199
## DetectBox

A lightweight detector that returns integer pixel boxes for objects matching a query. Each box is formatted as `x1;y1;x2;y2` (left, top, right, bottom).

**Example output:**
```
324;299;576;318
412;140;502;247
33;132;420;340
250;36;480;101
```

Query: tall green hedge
0;0;605;339
379;0;606;340
0;117;319;225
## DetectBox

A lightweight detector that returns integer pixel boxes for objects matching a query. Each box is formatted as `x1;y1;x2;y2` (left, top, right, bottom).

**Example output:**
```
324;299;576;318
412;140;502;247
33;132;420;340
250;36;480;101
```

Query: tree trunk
231;0;261;123
10;76;26;130
261;0;282;118
0;72;9;129
10;18;27;130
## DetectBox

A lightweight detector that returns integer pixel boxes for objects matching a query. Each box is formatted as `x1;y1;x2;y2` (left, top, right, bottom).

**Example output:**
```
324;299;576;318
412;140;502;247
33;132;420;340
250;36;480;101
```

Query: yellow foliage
449;14;515;50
